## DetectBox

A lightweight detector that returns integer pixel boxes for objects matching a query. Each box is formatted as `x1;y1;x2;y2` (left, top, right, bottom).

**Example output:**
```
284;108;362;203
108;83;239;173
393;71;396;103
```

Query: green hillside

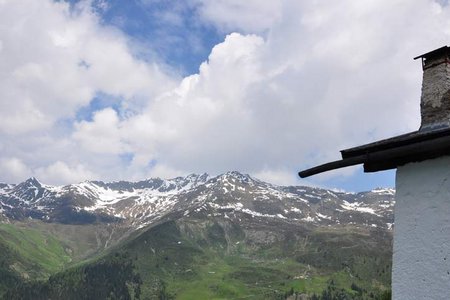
0;223;71;277
0;220;137;298
124;219;392;299
0;222;74;298
2;217;392;299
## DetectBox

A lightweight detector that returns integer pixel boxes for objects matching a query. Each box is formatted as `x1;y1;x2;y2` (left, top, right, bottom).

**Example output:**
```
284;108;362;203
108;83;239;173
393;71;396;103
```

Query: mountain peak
23;177;42;187
224;170;250;178
185;173;209;180
218;171;255;184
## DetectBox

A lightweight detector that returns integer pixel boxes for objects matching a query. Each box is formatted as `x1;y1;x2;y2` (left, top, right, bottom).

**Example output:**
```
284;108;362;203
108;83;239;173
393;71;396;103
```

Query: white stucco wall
393;156;450;300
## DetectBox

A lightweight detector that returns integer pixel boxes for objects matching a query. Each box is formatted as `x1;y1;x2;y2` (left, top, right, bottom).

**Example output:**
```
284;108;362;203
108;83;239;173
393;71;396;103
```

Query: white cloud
74;108;126;154
2;0;450;190
35;161;97;185
0;0;174;184
119;33;266;174
0;158;31;183
115;0;450;186
192;0;282;33
253;169;300;186
0;0;175;135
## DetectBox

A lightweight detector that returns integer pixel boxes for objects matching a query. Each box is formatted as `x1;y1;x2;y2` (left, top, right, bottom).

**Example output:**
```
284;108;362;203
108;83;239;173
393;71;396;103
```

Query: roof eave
413;46;449;60
298;131;450;178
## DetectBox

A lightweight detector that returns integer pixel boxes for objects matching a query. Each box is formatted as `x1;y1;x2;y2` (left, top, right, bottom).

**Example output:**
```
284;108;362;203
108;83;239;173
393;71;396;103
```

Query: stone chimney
415;46;450;131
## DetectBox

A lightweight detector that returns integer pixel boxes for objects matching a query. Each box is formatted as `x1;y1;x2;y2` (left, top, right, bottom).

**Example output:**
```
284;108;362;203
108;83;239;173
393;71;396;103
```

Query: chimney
415;46;450;131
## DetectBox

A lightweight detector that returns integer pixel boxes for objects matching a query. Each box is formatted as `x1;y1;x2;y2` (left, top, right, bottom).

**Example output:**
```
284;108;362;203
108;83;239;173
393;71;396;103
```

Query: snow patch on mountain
371;188;395;195
341;200;380;216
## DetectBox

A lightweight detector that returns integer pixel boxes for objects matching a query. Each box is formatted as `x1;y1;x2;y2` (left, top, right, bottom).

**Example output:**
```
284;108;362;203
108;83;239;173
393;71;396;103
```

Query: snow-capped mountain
0;171;394;229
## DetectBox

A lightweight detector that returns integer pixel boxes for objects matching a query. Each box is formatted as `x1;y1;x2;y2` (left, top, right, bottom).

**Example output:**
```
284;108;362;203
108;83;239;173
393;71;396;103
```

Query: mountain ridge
0;171;394;232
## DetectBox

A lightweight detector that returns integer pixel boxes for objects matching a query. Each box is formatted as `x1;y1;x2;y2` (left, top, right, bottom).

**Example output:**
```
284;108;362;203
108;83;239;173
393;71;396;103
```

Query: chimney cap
414;46;449;60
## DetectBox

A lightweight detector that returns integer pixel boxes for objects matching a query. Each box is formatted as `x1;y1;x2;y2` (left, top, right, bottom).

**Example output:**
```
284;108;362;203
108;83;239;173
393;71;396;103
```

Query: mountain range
0;172;394;299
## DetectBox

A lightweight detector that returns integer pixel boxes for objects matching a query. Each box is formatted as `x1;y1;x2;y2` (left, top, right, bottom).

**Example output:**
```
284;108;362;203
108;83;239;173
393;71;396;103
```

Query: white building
300;46;450;300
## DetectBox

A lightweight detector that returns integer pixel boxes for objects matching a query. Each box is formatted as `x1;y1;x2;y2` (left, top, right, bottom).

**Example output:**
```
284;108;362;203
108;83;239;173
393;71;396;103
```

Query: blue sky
1;0;449;191
86;0;224;75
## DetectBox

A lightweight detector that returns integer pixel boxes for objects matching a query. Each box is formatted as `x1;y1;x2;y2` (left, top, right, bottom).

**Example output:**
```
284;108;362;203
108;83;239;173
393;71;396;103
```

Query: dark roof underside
413;46;449;60
298;127;450;178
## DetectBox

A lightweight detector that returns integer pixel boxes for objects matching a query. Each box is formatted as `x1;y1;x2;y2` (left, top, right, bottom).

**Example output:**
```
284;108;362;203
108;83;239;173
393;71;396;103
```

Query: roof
413;46;450;60
298;127;450;178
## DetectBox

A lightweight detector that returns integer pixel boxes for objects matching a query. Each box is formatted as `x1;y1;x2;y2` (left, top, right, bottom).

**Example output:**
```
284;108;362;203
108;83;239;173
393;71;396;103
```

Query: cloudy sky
1;0;450;190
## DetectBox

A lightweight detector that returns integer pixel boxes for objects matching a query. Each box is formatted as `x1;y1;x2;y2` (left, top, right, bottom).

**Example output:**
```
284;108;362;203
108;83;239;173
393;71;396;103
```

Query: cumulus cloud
253;168;300;186
0;0;174;184
0;158;31;183
2;0;450;189
115;0;450;187
35;161;97;185
74;108;126;154
0;0;174;135
191;0;282;33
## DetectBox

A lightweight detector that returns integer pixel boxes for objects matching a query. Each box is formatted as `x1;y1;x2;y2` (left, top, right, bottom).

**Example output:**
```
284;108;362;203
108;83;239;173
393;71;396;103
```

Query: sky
1;0;450;191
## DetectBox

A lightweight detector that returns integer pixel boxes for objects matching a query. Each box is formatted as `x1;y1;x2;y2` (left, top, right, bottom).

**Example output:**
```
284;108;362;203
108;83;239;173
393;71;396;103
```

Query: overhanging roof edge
413;46;449;60
298;130;450;178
